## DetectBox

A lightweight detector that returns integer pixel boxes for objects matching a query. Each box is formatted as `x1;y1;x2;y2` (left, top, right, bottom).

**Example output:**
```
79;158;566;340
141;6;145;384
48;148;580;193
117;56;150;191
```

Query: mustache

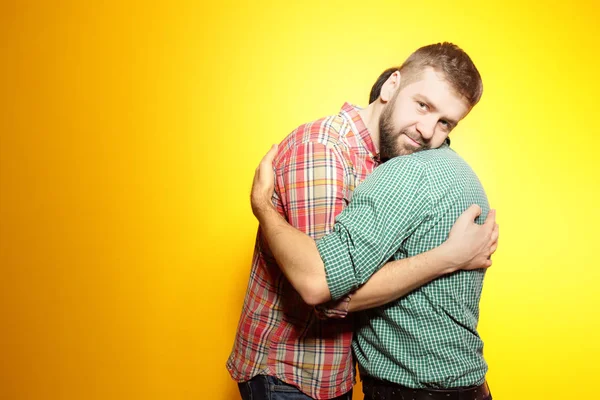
401;130;425;146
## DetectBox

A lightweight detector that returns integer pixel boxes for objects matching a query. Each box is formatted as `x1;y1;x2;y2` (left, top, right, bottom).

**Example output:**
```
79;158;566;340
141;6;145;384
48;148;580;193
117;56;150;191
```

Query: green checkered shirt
317;144;489;389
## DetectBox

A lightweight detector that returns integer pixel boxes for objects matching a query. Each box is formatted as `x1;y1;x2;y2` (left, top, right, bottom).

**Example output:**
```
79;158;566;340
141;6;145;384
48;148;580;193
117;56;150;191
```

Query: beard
378;104;427;162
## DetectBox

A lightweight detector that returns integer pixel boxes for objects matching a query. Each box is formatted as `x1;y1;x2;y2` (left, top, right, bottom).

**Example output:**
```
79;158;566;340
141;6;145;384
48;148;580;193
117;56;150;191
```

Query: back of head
369;43;483;107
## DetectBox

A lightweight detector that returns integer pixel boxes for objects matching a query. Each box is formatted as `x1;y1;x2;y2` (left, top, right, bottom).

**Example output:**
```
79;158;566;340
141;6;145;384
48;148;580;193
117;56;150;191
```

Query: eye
439;120;451;131
417;101;428;110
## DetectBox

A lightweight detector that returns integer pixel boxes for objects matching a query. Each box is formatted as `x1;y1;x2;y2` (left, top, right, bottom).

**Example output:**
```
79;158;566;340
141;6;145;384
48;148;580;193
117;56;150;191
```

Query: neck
358;101;384;152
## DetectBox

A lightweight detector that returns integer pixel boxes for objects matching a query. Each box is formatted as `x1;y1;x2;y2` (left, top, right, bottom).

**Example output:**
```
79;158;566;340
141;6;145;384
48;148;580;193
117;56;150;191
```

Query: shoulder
275;114;349;163
394;146;469;175
369;146;471;188
410;147;481;199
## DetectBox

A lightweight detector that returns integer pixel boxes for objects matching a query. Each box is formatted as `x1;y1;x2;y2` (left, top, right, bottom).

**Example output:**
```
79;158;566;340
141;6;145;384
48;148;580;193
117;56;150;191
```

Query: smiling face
378;67;471;161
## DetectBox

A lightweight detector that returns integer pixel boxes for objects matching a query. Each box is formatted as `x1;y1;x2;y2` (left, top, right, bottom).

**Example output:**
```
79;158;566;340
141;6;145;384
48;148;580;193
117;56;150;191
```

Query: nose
415;117;436;141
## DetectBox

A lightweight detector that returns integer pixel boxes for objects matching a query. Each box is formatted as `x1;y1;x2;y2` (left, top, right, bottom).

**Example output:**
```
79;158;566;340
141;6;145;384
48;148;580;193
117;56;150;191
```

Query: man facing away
228;43;498;400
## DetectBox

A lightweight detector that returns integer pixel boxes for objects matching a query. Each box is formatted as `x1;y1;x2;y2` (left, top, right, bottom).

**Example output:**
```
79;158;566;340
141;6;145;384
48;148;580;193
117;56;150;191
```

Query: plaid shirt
318;145;489;388
227;103;379;399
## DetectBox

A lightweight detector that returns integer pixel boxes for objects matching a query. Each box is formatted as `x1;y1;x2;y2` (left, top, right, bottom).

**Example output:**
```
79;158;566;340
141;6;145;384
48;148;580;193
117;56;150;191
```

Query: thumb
463;204;482;221
267;143;278;159
261;144;278;167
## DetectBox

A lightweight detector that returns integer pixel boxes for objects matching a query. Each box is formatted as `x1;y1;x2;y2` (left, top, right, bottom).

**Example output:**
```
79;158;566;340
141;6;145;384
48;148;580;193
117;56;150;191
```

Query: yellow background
1;1;599;399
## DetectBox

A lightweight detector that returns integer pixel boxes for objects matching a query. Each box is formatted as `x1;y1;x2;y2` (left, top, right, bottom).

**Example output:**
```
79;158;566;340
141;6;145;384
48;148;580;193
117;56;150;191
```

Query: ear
380;71;401;103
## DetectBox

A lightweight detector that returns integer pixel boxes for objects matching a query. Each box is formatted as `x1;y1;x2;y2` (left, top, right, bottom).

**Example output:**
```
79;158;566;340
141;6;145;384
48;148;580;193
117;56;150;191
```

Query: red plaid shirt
227;103;379;399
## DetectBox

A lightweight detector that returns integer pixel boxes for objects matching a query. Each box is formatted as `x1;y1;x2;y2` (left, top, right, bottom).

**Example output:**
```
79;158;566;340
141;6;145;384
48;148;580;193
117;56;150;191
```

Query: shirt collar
339;102;379;162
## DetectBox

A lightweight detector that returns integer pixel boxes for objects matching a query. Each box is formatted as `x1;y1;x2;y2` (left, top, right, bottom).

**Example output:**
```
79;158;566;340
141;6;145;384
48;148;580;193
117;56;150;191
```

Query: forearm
348;243;458;312
256;205;330;305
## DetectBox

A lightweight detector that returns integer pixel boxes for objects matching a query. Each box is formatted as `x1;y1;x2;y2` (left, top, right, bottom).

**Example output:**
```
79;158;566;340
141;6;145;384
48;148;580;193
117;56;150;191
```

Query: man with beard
228;43;497;400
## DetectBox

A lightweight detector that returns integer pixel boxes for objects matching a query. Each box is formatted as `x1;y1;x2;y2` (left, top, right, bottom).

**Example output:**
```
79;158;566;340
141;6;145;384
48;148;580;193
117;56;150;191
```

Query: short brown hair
399;42;483;107
369;43;483;107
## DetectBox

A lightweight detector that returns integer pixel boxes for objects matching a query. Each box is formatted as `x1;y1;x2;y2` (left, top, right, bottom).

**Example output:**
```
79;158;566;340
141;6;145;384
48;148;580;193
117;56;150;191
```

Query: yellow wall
1;1;599;399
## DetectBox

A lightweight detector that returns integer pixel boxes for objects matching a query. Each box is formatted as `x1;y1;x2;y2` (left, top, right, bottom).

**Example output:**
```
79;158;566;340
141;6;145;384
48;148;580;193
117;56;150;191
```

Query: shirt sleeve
316;155;433;301
314;296;352;319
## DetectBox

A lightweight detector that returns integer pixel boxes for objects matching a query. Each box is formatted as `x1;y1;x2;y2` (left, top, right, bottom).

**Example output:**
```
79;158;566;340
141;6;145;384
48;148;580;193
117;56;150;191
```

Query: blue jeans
238;375;353;400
